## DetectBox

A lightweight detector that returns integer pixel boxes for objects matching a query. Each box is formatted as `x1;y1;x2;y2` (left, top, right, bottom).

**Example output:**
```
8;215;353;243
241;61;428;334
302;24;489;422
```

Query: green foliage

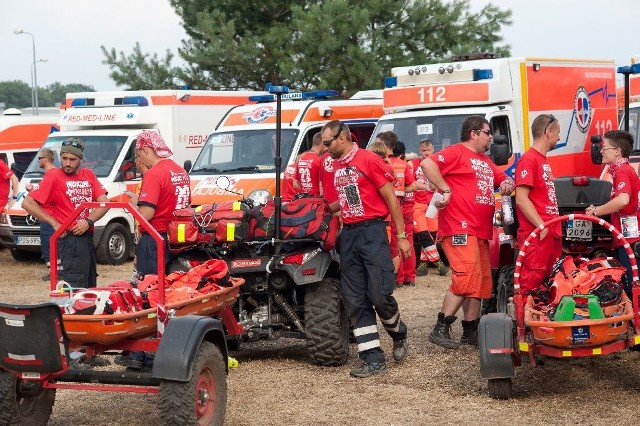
101;0;511;92
0;81;94;109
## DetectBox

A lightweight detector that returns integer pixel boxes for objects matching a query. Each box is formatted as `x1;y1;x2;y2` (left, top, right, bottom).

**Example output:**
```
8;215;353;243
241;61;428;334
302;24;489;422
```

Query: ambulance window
11;151;38;180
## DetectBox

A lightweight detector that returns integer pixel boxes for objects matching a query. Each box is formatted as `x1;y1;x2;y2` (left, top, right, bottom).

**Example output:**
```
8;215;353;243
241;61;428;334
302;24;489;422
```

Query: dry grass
1;247;640;425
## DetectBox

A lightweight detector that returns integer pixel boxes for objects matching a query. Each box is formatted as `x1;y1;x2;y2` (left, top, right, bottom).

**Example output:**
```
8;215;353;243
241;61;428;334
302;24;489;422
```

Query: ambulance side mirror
183;160;192;173
590;135;603;165
490;134;510;166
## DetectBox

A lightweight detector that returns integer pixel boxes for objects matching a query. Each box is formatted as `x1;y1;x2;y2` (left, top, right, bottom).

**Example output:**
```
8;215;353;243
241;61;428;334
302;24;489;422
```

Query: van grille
9;215;40;227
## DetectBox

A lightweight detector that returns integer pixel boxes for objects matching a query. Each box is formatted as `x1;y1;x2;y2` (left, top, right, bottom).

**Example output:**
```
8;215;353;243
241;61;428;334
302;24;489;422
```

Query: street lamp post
14;29;40;116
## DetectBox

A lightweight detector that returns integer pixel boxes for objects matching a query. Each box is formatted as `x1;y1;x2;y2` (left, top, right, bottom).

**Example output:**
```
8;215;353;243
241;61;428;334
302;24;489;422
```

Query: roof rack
450;52;499;62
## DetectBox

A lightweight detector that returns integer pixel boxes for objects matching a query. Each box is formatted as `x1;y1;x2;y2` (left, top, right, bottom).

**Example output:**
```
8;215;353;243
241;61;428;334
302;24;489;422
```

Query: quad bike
167;178;350;367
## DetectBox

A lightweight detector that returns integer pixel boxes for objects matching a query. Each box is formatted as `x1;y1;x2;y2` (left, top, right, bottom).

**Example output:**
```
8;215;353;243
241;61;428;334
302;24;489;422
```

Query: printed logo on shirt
618;181;626;191
171;170;191;209
66;180;94;207
471;158;495;205
323;156;334;173
520;169;528;179
335;166;364;218
437;154;445;163
541;163;559;215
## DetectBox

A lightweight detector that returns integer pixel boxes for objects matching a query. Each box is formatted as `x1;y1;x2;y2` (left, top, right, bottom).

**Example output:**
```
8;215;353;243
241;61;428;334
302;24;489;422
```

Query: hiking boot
349;361;387;378
416;262;428;276
392;338;408;362
460;319;480;347
435;260;450;276
428;313;459;349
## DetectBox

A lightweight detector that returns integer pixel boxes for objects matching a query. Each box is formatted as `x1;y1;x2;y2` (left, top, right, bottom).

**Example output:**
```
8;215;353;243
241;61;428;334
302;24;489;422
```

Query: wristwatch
397;232;407;239
442;189;451;194
85;218;95;226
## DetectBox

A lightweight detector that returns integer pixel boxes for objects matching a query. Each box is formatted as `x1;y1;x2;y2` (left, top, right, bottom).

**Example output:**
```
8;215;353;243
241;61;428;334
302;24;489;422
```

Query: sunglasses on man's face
322;123;344;147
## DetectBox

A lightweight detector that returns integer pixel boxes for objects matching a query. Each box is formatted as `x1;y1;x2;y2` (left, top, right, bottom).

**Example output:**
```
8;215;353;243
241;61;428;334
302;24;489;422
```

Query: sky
1;0;639;93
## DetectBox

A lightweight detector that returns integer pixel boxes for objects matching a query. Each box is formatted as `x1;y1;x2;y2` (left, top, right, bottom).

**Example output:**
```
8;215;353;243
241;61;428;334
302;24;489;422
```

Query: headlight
0;213;8;225
247;190;272;207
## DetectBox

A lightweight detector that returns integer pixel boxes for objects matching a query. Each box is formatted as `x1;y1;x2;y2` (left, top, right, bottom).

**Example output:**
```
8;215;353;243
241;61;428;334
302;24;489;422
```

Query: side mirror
183;160;192;173
490;134;510;166
590;135;603;165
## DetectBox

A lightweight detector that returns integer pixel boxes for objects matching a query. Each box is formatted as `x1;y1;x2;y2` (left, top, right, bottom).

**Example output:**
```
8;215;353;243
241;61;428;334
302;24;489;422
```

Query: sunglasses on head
543;114;557;134
62;138;84;149
322;123;344;147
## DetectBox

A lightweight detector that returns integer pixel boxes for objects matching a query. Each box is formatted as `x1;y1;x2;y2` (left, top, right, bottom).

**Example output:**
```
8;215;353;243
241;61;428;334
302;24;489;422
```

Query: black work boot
428;313;459;349
460;318;480;347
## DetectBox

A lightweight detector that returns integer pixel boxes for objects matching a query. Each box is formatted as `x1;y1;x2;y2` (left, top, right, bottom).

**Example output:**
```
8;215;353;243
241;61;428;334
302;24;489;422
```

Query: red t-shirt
138;159;191;233
411;157;434;205
295;151;322;196
515;148;561;238
282;163;297;201
0;161;14;210
402;160;415;214
30;168;107;227
610;163;640;247
433;143;509;240
320;153;338;204
334;149;394;224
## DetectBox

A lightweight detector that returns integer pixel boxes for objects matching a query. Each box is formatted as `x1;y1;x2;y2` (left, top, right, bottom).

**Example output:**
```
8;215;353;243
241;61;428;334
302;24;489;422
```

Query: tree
102;0;512;92
0;81;32;109
0;81;94;109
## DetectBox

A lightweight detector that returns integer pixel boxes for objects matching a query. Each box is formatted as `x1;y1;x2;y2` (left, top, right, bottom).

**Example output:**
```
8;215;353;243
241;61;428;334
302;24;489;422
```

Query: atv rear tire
304;278;349;366
496;264;515;314
0;370;56;425
159;341;227;426
488;377;512;400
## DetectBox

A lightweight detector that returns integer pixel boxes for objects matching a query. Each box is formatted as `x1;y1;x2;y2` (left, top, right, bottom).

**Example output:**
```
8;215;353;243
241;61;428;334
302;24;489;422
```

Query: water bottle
501;195;514;225
426;192;445;218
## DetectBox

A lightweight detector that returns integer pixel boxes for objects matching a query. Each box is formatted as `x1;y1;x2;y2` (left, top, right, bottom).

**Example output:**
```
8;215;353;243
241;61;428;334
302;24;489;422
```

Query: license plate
566;219;592;241
16;236;40;246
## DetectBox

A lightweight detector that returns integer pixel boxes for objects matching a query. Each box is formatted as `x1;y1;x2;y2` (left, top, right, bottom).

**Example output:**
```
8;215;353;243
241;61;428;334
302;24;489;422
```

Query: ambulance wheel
487;377;512;400
96;222;132;265
496;264;514;314
304;278;350;366
9;248;41;262
159;341;227;426
0;371;56;425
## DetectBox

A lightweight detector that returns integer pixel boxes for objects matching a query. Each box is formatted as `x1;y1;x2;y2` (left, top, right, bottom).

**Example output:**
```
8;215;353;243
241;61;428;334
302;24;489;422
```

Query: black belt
343;217;385;230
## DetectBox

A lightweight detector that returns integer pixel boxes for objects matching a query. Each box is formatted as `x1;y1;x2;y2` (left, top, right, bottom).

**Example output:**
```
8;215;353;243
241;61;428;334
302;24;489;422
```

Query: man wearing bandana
125;130;191;371
321;120;410;378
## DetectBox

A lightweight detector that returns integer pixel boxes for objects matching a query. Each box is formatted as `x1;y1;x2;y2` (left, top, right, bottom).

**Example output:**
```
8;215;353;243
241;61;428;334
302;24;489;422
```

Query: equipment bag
253;196;340;250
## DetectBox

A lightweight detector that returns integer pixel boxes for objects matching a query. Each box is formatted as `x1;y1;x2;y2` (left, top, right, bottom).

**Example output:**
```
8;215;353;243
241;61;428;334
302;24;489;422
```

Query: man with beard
515;114;562;296
321;120;410;378
23;138;109;288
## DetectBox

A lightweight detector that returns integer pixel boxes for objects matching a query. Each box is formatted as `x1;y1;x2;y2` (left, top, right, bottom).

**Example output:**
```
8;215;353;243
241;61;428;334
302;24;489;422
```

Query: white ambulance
189;90;384;205
0;90;264;263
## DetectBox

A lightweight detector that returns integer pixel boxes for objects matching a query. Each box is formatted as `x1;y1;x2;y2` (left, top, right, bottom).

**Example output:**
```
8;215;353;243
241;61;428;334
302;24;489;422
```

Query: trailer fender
153;315;228;381
479;313;515;380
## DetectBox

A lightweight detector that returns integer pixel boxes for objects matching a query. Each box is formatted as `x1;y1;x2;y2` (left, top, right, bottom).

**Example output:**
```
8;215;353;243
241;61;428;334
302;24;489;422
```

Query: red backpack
252;196;339;251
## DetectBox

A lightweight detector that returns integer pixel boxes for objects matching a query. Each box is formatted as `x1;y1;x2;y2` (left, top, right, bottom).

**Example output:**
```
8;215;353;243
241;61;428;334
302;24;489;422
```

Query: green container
553;294;604;321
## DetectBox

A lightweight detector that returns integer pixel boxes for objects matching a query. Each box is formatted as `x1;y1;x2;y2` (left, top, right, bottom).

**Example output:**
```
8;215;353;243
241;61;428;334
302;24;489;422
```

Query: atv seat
0;302;70;375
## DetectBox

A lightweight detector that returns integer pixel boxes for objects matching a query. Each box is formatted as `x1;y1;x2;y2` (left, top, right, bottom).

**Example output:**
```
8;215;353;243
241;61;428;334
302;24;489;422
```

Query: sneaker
349;361;387;378
86;355;111;367
392;338;408;362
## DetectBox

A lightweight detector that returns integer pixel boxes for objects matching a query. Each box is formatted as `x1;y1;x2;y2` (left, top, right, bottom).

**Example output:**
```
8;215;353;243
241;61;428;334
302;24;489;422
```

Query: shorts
441;235;491;298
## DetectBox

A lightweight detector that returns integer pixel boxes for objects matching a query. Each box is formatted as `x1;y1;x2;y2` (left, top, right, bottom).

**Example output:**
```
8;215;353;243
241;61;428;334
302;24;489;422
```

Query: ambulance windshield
370;114;473;157
190;129;299;175
22;135;128;178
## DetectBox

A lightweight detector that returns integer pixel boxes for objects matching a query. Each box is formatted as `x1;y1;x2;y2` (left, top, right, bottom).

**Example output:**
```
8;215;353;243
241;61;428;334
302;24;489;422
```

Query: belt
343;217;385;230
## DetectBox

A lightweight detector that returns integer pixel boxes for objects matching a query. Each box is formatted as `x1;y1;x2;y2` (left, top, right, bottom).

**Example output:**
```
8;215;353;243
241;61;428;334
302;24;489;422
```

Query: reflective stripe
177;223;186;243
383;322;400;333
353;325;378;337
357;339;381;353
195;205;203;212
380;311;399;325
233;201;241;211
226;222;236;241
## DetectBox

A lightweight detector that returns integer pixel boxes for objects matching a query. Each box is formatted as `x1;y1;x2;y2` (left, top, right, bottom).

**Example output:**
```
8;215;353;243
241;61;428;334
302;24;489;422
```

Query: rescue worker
422;116;513;349
295;132;325;196
322;120;409;377
0;153;19;211
515;114;562;296
35;148;57;281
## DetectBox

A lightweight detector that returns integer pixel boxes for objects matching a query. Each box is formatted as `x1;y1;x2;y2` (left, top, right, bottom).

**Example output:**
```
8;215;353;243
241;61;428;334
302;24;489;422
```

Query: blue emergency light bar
384;68;493;89
618;64;640;74
70;96;150;107
249;89;340;103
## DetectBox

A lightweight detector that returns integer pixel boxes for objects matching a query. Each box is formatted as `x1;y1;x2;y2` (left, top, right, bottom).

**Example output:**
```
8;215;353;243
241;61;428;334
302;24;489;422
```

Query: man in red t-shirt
319;152;338;204
0;157;19;211
322;120;410;378
23;138;109;288
282;157;299;201
295;133;325;196
128;130;191;276
422;116;513;349
515;114;562;296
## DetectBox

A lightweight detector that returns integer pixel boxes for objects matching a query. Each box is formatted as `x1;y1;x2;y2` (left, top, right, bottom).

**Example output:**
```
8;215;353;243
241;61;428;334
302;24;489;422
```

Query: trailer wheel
96;222;132;265
304;278;349;367
496;264;514;314
0;371;56;425
159;341;227;426
488;377;512;400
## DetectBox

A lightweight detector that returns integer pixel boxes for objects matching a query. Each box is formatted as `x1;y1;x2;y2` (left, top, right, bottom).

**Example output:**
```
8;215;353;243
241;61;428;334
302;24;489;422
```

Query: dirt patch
1;247;640;425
